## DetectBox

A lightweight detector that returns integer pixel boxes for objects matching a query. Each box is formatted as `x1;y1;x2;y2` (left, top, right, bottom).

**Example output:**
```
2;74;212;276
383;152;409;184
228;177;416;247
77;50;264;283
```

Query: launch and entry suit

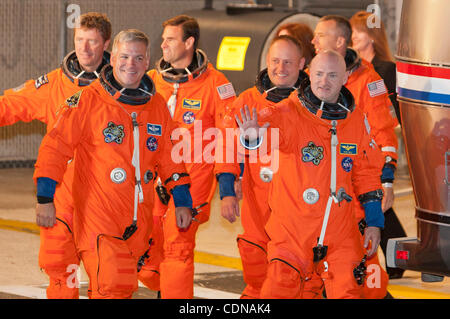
304;49;396;298
137;50;239;298
228;68;308;298
344;48;399;166
344;48;396;298
0;51;109;298
246;79;385;299
33;65;191;299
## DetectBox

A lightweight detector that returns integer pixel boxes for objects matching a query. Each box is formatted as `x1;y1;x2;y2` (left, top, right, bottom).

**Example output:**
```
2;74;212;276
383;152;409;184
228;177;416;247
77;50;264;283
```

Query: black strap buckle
122;221;137;240
353;255;367;285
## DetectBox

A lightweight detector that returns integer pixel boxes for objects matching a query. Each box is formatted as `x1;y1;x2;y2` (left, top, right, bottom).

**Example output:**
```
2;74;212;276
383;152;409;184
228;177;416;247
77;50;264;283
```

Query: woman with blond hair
350;11;407;280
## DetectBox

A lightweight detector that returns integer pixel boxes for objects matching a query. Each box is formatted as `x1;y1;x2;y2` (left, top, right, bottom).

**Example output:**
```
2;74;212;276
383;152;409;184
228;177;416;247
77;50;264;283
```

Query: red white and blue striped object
397;61;450;105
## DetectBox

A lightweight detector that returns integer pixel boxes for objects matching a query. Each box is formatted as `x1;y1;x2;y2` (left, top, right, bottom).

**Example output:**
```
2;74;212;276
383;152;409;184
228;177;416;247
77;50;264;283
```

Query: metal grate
0;0;209;167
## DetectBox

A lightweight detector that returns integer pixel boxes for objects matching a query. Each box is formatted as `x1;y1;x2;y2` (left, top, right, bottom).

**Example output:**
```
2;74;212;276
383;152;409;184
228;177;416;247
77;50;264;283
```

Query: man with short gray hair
33;29;193;299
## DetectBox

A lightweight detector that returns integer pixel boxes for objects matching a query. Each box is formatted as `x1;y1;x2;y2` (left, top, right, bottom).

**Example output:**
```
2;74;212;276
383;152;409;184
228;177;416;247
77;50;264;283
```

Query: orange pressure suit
0;51;109;298
253;79;385;299
33;65;191;299
137;50;239;298
229;69;308;298
344;48;397;298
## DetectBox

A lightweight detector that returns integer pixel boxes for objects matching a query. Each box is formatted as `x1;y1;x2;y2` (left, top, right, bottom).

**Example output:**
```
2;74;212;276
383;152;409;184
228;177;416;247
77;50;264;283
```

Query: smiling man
33;29;193;299
74;27;109;73
110;34;150;89
137;15;240;299
226;35;307;299
311;15;398;299
235;50;385;299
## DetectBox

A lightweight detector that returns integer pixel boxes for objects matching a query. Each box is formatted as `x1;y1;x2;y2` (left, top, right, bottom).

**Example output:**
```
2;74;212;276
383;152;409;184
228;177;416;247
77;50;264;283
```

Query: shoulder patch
217;82;236;100
367;79;387;97
35;74;49;89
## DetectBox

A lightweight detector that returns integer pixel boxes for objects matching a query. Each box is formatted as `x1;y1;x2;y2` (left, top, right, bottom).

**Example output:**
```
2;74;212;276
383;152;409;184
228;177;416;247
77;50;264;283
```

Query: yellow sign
216;36;251;71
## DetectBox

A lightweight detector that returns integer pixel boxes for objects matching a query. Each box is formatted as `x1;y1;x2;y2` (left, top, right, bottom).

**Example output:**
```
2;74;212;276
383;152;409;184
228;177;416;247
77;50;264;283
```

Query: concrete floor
0;166;448;299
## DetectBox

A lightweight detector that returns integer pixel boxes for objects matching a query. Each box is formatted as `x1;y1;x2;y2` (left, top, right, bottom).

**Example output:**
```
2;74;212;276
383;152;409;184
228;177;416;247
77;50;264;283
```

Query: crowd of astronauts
0;11;407;299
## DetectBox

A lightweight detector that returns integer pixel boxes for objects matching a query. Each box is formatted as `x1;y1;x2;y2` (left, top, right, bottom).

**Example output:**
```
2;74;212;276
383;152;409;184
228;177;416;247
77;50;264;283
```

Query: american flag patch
367;79;387;97
216;82;236;100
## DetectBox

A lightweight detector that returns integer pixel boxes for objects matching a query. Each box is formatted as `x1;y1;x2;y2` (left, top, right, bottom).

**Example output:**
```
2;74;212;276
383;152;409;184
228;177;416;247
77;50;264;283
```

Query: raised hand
235;105;270;145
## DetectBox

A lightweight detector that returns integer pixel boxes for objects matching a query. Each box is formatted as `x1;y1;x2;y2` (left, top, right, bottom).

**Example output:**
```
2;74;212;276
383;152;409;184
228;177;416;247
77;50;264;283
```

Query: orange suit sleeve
0;73;53;126
211;69;240;178
33;90;86;184
351;113;384;197
358;68;399;165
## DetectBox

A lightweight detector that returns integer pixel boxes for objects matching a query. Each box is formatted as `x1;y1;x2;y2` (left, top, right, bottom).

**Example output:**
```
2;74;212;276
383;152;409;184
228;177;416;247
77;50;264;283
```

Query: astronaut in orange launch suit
33;29;193;299
235;51;385;299
0;12;111;299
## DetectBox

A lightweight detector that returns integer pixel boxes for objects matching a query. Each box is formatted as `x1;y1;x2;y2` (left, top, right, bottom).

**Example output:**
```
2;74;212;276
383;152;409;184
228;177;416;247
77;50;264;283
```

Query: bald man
235;50;384;299
312;15;394;298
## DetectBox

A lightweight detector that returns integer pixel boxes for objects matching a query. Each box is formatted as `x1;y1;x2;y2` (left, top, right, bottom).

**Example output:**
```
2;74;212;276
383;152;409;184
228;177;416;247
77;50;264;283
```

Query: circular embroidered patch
183;111;195;124
146;136;158;151
341;157;353;172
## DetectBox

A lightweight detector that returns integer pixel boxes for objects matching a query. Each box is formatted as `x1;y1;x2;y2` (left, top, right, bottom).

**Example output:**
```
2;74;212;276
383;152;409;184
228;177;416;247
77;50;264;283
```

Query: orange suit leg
39;212;80;299
237;237;268;299
237;167;271;299
81;234;138;299
158;172;216;299
159;206;200;299
137;215;164;291
237;189;270;298
301;273;324;299
321;232;364;299
259;258;304;299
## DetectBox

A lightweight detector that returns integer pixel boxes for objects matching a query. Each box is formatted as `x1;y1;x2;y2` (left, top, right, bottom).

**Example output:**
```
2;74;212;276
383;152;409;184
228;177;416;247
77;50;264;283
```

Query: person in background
350;11;400;125
0;12;111;299
350;10;407;280
276;22;315;68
